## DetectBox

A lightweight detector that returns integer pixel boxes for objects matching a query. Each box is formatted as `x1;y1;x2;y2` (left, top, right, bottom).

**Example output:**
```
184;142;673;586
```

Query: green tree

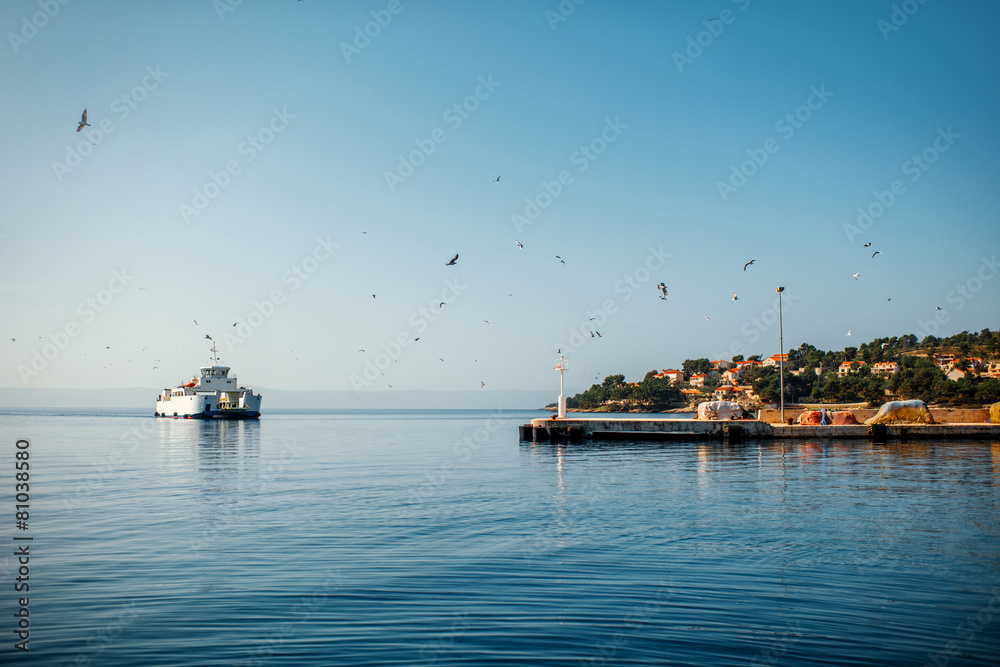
602;374;625;388
682;358;710;377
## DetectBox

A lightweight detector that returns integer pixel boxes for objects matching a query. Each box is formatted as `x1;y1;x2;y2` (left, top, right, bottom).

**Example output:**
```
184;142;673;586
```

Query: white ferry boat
155;346;262;419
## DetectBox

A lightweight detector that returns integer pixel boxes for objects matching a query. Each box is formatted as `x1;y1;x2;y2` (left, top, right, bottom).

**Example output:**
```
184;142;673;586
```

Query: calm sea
1;408;999;666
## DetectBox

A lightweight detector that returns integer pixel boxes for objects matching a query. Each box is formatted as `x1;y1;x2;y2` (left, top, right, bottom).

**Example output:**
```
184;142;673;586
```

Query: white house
838;361;866;376
762;353;788;367
655;369;683;384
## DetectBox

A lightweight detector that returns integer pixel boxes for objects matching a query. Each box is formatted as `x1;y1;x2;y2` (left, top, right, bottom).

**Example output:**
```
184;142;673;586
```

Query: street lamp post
776;287;785;423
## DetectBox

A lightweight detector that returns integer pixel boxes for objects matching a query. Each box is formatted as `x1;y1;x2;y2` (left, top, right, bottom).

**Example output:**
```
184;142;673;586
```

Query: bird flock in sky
4;109;951;393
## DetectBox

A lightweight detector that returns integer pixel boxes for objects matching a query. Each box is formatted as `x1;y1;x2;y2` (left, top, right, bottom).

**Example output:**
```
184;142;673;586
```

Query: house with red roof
837;360;866;376
762;353;788;367
655;369;683;384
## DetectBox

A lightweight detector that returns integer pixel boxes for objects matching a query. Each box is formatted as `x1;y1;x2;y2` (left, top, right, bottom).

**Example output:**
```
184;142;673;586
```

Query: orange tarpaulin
796;411;825;425
830;411;859;425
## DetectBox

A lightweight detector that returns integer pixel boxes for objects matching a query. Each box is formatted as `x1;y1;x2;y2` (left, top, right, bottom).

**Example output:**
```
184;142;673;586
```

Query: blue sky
1;0;998;394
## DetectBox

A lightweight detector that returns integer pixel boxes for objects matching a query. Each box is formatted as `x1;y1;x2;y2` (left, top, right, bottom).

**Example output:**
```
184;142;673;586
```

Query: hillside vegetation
567;329;1000;410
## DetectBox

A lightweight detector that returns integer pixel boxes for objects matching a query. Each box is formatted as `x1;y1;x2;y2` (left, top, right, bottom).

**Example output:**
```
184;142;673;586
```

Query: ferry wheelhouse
155;347;261;419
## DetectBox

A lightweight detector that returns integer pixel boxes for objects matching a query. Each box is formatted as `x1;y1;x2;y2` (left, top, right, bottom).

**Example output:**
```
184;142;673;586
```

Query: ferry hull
155;409;261;420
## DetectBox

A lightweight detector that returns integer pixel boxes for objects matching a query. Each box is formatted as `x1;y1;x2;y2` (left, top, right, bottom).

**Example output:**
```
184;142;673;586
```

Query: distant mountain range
0;387;559;410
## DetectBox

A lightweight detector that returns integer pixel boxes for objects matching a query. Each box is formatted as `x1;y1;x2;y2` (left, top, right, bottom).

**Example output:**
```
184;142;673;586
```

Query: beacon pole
555;355;568;419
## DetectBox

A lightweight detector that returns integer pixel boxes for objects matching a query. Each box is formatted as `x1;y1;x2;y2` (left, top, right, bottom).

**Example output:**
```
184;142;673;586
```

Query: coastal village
653;352;1000;407
566;331;1000;412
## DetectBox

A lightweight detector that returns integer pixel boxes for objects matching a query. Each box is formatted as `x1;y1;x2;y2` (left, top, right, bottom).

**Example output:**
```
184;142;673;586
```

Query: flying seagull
935;306;942;310
872;251;881;258
493;175;500;182
76;109;90;132
556;255;565;266
732;293;739;301
480;381;485;388
515;240;523;249
743;259;756;271
446;254;459;265
657;283;668;299
705;315;710;321
853;272;860;280
881;343;889;349
864;242;872;248
193;319;199;325
846;330;852;336
483;320;492;324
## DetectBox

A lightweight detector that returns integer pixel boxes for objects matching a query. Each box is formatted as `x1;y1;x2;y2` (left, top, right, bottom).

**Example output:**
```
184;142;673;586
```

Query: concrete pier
521;417;1000;442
